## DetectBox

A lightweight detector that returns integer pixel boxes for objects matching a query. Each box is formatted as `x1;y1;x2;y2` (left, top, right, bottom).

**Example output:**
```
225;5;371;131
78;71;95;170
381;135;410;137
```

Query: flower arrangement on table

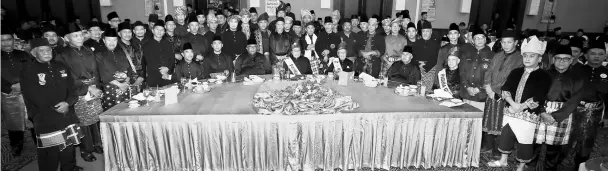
252;81;359;115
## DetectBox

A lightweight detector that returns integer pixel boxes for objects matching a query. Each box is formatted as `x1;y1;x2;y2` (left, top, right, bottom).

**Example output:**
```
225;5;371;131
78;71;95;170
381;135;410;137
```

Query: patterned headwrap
301;9;312;19
391;18;402;26
284;16;293;22
228;15;241;22
175;6;187;16
381;18;392;26
331;10;341;20
239;8;250;16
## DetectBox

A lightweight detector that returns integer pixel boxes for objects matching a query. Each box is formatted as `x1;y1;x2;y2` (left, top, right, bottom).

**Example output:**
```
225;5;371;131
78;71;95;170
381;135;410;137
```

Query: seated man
202;36;234;78
387;46;421;87
283;43;313;75
326;43;354;74
235;38;271;76
173;43;205;80
437;46;461;98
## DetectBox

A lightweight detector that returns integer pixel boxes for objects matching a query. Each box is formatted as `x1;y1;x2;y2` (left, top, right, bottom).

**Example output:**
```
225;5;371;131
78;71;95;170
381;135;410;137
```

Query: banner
540;0;557;23
266;0;280;16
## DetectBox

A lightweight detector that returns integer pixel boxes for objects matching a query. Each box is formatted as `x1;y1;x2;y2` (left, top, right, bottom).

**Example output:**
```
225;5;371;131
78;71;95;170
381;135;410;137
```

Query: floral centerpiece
253;81;359;115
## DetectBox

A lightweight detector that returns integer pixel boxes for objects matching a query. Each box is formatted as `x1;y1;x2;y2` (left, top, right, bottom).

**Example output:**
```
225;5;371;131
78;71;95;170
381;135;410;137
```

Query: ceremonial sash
330;57;343;72
121;46;138;74
304;34;319;59
284;58;302;75
437;69;452;96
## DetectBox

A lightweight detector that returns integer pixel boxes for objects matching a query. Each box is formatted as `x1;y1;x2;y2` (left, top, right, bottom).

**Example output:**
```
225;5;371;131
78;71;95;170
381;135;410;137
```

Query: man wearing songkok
173;43;205;80
164;15;184;62
55;24;104;162
326;42;354;74
221;15;247;61
563;40;608;170
268;3;287;32
249;8;259;31
204;15;222;48
337;19;363;63
487;35;552;171
411;20;441;93
285;3;295;21
359;16;386;78
182;16;209;62
316;17;341;71
21;38;84;171
106;11;120;32
132;21;150;57
83;22;105;52
459;26;495;110
174;6;190;37
283;42;313;75
117;22;145;89
570;42;585;71
416;12;430;36
41;23;66;57
435;23;461;68
480;30;523;154
436;46;461;98
202;36;234;78
387;46;420;87
292;21;303;38
357;15;369;37
269;17;294;68
529;45;585;171
2;30;34;156
196;11;209;35
96;29;137;111
215;13;229;34
143;20;176;87
145;14;158;38
351;15;361;33
235;38;271;76
405;22;418;45
381;19;408;78
253;16;271;57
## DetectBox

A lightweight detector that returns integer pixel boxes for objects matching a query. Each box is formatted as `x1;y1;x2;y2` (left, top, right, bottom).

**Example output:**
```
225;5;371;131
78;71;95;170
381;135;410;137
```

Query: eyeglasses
553;57;572;62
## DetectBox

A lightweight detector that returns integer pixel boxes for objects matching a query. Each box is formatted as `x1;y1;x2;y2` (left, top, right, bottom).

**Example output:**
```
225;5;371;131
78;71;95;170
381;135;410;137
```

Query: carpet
1;129;37;171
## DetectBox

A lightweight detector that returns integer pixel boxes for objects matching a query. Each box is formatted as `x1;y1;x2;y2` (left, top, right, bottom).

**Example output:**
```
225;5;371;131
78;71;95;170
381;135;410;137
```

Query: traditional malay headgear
521;36;547;55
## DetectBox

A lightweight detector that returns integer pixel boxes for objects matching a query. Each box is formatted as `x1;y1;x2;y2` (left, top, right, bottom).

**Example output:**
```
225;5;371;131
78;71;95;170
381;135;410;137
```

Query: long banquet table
100;80;483;171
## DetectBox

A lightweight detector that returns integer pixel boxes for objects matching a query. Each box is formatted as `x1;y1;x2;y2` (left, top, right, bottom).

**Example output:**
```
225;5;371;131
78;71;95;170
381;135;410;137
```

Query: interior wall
522;0;608;33
240;0;333;21
343;0;359;18
100;0;180;23
391;0;469;29
365;0;381;17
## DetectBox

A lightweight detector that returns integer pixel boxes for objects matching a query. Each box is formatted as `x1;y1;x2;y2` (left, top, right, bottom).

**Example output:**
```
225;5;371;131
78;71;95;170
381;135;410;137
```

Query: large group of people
2;1;608;171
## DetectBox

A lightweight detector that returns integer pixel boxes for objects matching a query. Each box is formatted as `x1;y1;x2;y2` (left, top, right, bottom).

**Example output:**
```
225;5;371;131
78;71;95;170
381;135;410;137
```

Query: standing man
221;15;247;61
359;16;386;78
117;22;145;88
566;40;608;170
481;30;522;154
204;15;221;47
459;26;495;110
182;17;209;62
145;14;158;38
411;21;441;91
357;15;369;37
351;15;361;33
143;21;176;87
83;22;105;52
249;8;259;31
268;17;293;69
41;24;66;57
174;6;190;37
235;38;270;76
254;17;271;57
55;26;104;162
487;35;552;171
570;43;585;70
338;20;363;63
1;30;33;157
285;3;296;21
132;21;150;55
416;12;430;36
316;16;341;73
164;15;184;62
532;45;585;171
106;11;120;32
435;23;460;68
21;38;84;171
